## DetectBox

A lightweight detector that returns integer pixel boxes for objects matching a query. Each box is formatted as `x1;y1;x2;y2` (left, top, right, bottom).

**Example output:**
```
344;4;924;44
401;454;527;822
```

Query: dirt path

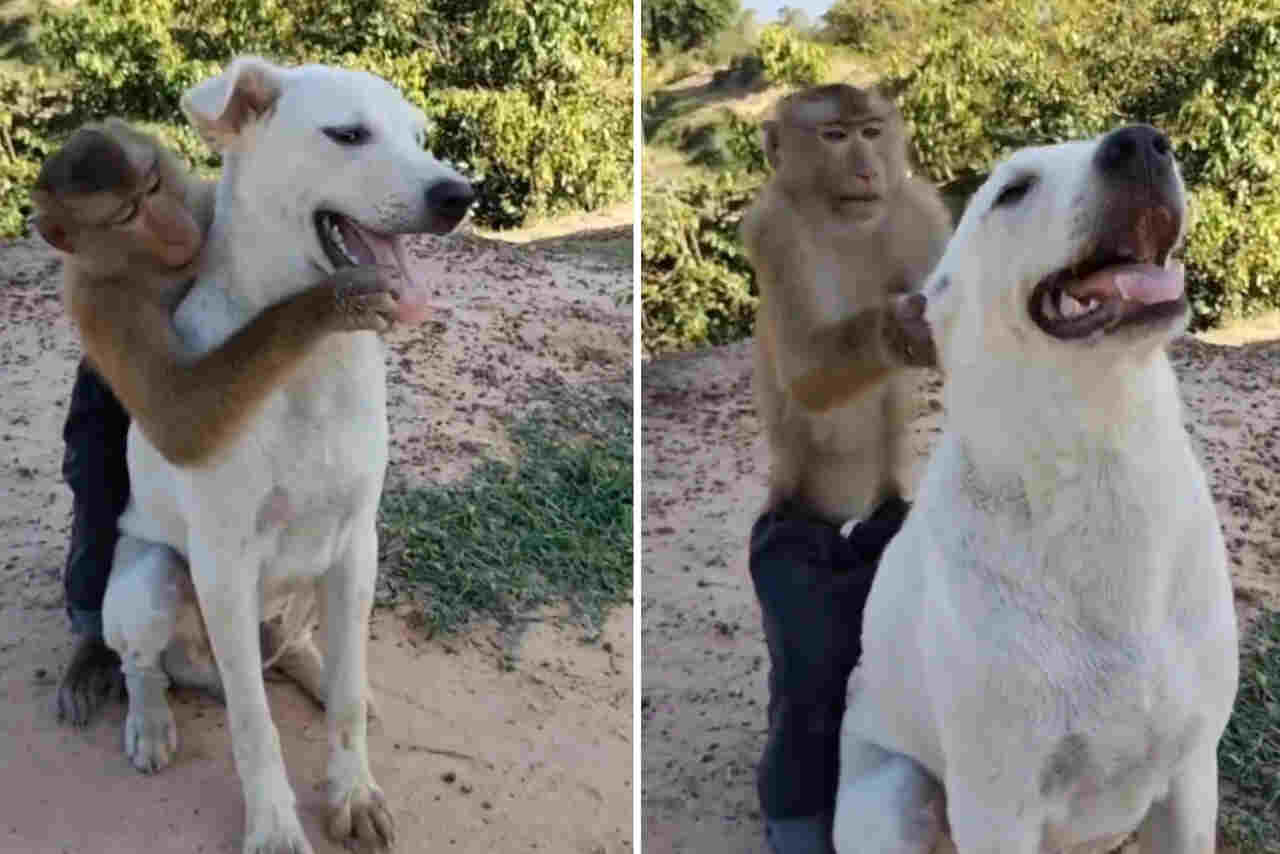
640;337;1280;853
0;227;633;854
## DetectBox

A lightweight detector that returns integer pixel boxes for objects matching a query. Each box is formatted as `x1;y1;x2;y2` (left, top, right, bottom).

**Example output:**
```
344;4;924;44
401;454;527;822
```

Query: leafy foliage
755;24;830;85
642;0;741;53
427;87;633;229
641;172;761;354
0;0;631;235
878;0;1280;331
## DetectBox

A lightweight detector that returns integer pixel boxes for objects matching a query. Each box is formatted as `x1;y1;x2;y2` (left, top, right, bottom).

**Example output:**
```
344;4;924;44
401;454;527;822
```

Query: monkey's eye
323;125;372;146
820;126;848;143
861;124;883;140
993;176;1036;208
112;201;140;226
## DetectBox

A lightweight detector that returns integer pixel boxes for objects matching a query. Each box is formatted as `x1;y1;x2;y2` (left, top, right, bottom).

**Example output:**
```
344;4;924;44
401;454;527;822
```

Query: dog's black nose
426;179;475;221
1094;125;1174;187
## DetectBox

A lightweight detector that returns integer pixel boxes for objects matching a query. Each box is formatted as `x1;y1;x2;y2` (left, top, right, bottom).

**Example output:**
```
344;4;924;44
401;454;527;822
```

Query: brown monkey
31;118;400;467
742;84;952;523
740;84;952;853
34;119;400;728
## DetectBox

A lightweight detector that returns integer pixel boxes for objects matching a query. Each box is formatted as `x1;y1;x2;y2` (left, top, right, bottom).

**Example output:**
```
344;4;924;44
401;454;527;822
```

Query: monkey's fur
33;119;399;730
743;85;952;522
32;118;399;468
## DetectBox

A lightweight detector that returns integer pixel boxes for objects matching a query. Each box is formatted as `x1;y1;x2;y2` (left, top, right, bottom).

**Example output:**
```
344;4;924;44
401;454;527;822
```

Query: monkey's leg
749;502;882;854
103;535;187;773
56;361;130;726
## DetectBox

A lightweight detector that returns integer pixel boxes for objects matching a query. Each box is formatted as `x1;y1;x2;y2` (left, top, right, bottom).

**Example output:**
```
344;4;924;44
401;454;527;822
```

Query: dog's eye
994;177;1035;208
323;126;371;146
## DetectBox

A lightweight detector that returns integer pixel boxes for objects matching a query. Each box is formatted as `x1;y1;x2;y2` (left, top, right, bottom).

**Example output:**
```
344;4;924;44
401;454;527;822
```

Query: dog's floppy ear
181;56;286;151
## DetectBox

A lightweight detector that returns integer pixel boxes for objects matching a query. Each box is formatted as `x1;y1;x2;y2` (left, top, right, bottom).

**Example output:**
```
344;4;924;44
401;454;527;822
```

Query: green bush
0;0;631;235
880;1;1280;330
641;172;761;354
756;24;830;86
642;0;741;54
427;88;631;229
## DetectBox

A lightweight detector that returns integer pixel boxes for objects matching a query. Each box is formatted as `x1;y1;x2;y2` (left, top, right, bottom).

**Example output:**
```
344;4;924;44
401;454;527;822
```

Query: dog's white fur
100;57;467;854
832;135;1238;853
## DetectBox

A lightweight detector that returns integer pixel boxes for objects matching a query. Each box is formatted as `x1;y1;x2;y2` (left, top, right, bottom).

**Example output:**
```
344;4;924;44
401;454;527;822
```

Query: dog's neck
948;345;1187;505
193;155;317;317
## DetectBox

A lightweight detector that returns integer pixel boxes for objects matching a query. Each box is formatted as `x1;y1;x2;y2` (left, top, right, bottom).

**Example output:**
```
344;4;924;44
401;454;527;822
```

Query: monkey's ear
762;120;782;170
181;55;286;151
32;213;74;254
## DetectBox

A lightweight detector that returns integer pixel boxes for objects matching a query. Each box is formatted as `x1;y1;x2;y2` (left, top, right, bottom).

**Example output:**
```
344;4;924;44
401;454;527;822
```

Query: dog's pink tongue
1075;262;1184;305
351;224;431;325
389;236;430;325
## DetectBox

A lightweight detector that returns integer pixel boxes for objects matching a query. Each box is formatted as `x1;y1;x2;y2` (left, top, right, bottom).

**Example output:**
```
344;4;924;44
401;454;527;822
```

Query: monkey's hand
318;265;401;334
882;293;937;368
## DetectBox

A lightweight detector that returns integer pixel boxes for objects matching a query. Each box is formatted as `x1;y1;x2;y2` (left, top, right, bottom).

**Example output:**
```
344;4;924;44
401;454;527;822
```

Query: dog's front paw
124;700;177;774
328;781;395;849
243;804;314;854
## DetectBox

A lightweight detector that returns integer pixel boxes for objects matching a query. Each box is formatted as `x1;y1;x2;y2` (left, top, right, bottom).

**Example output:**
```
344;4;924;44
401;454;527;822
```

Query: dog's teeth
1060;292;1085;318
1042;291;1058;320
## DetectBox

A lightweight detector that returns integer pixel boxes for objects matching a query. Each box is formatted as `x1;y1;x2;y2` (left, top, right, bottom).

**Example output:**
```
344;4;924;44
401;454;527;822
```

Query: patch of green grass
1219;608;1280;853
379;389;632;639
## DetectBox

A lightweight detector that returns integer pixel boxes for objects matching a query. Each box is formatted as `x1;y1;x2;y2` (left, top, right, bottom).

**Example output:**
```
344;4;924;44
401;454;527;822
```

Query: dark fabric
765;813;836;854
61;360;131;633
749;495;910;824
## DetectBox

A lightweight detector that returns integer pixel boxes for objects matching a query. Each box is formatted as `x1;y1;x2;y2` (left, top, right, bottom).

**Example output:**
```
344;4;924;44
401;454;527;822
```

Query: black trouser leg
748;497;909;854
61;360;131;638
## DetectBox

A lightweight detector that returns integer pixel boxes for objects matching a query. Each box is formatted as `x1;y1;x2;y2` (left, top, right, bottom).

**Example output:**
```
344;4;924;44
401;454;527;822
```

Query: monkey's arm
788;293;934;411
746;213;932;414
68;267;393;466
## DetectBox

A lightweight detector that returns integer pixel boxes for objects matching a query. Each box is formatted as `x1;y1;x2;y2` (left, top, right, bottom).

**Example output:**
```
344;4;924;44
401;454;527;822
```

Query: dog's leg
1137;746;1218;854
271;634;383;725
323;516;394;848
103;535;187;774
833;737;945;854
944;780;1041;854
189;539;312;854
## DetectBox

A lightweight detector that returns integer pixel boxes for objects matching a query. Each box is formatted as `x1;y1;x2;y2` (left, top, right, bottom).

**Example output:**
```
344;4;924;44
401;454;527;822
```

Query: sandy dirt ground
640;336;1280;853
0;226;633;854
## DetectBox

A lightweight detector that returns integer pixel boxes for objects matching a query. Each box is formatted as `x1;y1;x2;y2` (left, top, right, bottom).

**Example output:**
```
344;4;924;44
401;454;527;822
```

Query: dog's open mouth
1029;206;1186;340
315;211;430;325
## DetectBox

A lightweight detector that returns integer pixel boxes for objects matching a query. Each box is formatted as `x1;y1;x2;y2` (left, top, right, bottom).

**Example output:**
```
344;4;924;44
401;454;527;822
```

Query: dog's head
922;125;1188;376
181;56;474;324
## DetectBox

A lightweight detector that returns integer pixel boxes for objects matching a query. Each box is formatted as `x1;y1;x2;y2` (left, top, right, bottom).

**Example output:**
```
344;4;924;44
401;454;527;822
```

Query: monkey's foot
56;634;125;727
123;670;178;773
328;779;395;849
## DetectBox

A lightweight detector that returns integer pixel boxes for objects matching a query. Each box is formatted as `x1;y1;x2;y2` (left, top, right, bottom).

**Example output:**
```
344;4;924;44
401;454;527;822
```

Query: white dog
100;56;474;853
833;126;1239;854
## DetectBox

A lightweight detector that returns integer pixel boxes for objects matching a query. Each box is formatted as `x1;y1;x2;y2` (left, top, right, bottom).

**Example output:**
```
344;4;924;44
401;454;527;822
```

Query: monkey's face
767;91;906;228
32;126;204;277
925;124;1187;371
182;57;477;325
